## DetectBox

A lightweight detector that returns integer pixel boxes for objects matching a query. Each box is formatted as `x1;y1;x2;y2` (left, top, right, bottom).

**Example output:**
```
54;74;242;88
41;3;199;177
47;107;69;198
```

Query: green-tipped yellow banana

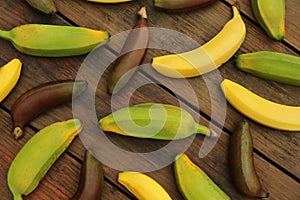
251;0;285;40
236;51;300;86
152;6;246;78
118;172;172;200
174;154;230;200
0;24;109;57
0;59;22;103
25;0;57;14
221;79;300;131
99;103;213;140
7;119;82;200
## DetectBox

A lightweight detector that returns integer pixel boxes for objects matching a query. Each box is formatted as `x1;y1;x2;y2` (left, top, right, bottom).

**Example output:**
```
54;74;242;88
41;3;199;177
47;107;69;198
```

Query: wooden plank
50;0;300;178
0;109;130;200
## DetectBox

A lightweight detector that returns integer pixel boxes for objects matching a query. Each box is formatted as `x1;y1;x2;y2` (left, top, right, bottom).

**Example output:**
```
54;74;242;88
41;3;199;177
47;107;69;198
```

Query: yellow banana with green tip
0;24;109;57
221;79;300;131
251;0;285;41
7;119;82;200
152;6;246;78
99;103;213;140
0;58;22;103
174;154;230;199
118;172;172;200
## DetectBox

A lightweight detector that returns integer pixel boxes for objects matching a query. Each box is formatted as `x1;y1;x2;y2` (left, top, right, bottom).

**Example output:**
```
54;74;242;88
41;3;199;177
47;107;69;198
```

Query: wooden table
0;0;299;199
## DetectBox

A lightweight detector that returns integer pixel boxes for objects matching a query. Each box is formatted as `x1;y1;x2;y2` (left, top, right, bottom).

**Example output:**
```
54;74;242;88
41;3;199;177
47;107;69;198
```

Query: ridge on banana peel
118;172;172;200
0;59;22;103
152;6;246;78
221;79;300;131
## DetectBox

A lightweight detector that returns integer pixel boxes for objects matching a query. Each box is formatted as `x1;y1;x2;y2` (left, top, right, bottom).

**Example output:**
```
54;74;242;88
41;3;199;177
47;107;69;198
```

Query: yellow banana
174;154;230;199
152;6;246;78
0;58;22;103
118;172;172;200
7;119;82;200
221;79;300;131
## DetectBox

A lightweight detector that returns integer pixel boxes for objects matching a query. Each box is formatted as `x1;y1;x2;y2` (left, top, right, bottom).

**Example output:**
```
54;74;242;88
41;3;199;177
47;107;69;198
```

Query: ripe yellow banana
0;59;22;103
221;79;300;131
152;6;246;78
118;172;172;200
7;119;82;200
174;154;230;199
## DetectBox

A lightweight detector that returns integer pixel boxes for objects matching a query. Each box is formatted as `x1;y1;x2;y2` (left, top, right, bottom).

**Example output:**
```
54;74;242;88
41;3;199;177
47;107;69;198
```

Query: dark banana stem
11;80;88;140
70;150;104;200
107;6;149;94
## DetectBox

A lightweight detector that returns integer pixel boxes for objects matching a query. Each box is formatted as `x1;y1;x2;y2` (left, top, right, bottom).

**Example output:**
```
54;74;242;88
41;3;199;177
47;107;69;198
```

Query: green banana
7;119;82;200
174;154;230;200
25;0;57;14
99;103;213;140
236;51;300;86
0;24;109;57
251;0;285;40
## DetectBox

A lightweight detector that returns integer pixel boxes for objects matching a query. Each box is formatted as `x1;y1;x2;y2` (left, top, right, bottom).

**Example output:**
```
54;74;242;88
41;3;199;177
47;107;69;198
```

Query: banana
154;0;218;12
25;0;57;14
229;120;268;198
11;80;88;140
221;79;300;131
0;24;109;57
251;0;285;41
152;6;246;78
118;172;172;200
99;103;213;140
7;119;82;200
174;153;230;200
70;151;104;200
108;6;149;94
0;59;22;103
236;51;300;86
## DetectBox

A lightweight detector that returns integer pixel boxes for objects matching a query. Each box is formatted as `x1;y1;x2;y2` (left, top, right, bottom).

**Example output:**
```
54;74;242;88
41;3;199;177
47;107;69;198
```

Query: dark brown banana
107;6;149;94
154;0;219;12
229;120;268;198
11;80;88;140
70;150;104;200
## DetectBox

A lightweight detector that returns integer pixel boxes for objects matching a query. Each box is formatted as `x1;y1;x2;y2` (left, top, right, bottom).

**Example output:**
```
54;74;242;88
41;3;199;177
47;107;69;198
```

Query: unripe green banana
251;0;285;41
25;0;57;14
236;51;300;86
0;24;109;57
99;103;213;140
7;119;82;200
174;154;230;200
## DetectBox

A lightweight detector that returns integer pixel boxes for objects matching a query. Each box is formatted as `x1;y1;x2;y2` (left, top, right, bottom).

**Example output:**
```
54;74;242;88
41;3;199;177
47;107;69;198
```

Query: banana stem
13;127;24;140
0;30;12;41
196;124;213;137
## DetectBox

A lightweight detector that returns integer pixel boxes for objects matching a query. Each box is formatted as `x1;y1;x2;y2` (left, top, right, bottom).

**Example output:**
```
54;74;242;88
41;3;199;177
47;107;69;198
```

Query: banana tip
13;127;24;140
138;6;147;19
209;129;218;138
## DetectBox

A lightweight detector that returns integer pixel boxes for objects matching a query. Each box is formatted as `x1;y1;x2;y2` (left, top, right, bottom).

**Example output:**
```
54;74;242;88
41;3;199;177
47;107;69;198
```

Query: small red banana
11;80;88;140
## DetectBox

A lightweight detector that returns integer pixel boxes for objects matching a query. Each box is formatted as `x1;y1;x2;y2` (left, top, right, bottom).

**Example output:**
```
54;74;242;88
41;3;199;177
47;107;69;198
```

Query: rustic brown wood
0;0;299;199
49;0;300;178
0;109;130;199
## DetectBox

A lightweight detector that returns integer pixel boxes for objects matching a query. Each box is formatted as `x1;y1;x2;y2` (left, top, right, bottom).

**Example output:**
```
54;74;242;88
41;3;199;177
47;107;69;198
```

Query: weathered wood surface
0;0;299;199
